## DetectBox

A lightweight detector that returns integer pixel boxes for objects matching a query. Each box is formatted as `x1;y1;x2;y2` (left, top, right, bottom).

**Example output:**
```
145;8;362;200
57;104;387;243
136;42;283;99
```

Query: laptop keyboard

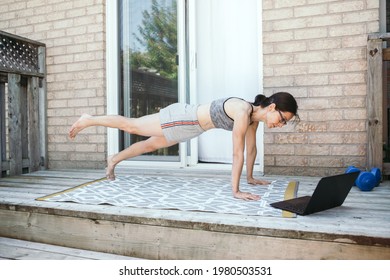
271;196;311;214
282;203;306;213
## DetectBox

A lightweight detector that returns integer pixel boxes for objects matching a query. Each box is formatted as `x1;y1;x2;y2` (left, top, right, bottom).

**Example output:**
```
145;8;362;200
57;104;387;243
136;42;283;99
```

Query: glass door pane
119;0;179;161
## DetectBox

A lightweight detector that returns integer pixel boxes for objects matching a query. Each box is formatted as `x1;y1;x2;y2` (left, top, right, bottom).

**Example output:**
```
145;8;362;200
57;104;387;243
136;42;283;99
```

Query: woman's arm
231;112;260;201
245;122;270;185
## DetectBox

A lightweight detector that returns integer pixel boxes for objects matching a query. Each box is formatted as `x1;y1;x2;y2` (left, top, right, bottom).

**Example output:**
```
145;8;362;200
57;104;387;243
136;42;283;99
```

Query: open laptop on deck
270;172;360;216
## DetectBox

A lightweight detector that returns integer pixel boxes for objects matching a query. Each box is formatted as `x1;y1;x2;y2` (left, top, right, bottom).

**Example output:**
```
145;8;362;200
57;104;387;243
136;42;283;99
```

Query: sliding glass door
112;0;262;168
119;0;180;161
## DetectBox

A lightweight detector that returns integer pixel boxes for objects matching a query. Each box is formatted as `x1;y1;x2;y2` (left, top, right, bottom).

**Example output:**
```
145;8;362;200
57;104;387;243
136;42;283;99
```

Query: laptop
270;172;360;216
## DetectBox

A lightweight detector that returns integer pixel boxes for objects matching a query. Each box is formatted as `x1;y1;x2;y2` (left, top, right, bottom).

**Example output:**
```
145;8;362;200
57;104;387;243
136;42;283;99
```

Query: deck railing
366;33;390;174
0;31;47;177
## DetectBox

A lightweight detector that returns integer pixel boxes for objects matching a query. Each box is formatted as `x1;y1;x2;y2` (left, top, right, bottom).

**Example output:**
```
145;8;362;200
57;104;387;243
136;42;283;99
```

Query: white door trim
187;0;199;166
106;0;120;157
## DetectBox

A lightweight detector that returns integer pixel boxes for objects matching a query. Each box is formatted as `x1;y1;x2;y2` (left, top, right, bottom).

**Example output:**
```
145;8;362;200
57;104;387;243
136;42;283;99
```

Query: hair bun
253;94;268;106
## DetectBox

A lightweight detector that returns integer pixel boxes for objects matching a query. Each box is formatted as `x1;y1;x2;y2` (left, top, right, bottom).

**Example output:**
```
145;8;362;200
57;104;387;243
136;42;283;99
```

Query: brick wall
0;0;382;176
0;0;107;170
262;0;380;176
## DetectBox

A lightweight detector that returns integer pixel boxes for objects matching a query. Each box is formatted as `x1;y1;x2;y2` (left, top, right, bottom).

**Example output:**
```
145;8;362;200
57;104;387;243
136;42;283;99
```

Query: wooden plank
1;159;36;172
0;179;70;189
25;169;105;180
28;77;40;172
0;187;64;196
1;173;98;184
0;82;5;177
0;243;87;260
366;39;383;170
0;209;388;260
38;46;47;170
368;32;390;40
383;162;390;175
0;69;44;78
0;178;63;190
7;73;23;176
0;237;138;260
0;30;45;47
383;48;390;61
0;73;7;83
20;77;28;166
1;194;389;243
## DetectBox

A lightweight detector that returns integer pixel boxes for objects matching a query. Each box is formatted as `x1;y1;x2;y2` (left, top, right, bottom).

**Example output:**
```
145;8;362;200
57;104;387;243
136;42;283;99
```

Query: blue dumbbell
355;171;376;191
370;167;381;187
346;166;360;174
345;166;361;186
345;166;380;191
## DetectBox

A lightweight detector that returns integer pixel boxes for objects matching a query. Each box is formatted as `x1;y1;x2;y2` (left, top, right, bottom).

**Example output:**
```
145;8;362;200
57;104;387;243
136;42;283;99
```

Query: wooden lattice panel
0;32;41;75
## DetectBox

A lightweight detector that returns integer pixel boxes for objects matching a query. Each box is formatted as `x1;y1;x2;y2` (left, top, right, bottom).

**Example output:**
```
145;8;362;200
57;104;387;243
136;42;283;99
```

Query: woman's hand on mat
247;177;271;185
233;190;260;201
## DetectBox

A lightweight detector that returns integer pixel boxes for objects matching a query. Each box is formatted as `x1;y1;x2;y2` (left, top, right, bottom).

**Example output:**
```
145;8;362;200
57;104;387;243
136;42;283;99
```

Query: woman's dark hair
253;92;300;122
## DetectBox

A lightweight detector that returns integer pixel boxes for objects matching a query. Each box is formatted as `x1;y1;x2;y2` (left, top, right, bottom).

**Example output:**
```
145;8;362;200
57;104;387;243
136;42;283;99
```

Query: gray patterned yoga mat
37;175;298;217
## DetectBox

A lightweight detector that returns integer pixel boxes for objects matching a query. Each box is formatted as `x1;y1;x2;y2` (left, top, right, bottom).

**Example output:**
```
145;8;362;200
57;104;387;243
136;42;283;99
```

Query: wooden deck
0;167;389;260
0;237;138;260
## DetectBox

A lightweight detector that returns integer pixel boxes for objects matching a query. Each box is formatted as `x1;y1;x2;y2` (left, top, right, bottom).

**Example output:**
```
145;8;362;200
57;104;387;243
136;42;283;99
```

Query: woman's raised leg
68;113;164;139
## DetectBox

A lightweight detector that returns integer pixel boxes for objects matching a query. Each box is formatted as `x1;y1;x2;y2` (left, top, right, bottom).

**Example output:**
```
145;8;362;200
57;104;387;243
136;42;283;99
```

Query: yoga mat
37;175;298;218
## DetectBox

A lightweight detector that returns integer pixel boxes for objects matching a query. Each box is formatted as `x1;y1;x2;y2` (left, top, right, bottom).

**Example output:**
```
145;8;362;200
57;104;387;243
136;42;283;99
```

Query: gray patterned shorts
159;103;205;143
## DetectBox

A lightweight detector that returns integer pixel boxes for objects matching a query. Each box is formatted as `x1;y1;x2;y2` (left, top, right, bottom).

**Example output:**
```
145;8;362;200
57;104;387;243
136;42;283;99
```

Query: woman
69;92;299;201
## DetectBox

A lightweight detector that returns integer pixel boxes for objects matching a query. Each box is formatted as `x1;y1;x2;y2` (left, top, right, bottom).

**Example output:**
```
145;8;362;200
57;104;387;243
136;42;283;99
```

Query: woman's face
265;105;294;128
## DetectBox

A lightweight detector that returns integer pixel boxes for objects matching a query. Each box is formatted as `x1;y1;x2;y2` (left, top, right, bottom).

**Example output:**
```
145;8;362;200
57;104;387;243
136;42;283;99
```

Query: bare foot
247;178;271;185
106;155;117;180
69;114;92;139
